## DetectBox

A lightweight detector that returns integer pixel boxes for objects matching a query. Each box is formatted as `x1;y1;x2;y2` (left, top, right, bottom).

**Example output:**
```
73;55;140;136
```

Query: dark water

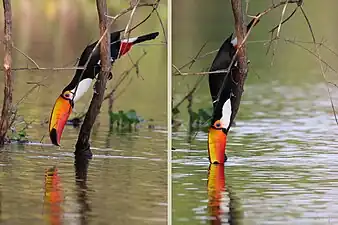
173;0;338;224
1;127;167;225
0;1;167;224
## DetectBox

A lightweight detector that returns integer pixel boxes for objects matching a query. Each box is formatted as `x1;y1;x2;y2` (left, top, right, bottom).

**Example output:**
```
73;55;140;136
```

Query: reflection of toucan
208;18;259;164
207;164;243;225
207;164;226;225
48;31;159;146
44;166;62;225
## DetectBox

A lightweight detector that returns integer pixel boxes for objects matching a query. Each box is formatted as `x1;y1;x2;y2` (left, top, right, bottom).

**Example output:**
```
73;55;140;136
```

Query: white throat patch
231;37;237;47
71;78;93;103
220;98;232;130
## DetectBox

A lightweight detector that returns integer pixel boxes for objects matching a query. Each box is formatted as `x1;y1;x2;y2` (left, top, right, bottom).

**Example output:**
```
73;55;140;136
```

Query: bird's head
208;97;232;164
49;90;74;146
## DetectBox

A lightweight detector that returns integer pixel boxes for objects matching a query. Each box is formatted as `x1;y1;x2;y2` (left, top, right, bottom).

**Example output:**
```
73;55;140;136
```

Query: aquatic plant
9;124;29;143
109;109;144;131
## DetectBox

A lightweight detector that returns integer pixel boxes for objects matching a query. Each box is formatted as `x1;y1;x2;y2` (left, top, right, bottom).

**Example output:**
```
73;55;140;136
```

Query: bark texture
229;0;248;126
75;0;111;157
0;0;12;146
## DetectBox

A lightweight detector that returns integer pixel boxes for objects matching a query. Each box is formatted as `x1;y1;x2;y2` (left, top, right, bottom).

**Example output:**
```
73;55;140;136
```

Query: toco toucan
49;31;159;146
208;18;259;164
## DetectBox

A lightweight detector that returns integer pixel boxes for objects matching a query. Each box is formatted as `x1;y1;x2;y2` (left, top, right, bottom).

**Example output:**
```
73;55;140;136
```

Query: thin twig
172;76;205;111
173;69;229;76
12;44;40;68
155;7;167;44
299;6;338;125
103;51;147;101
269;7;298;33
1;66;86;72
188;41;208;69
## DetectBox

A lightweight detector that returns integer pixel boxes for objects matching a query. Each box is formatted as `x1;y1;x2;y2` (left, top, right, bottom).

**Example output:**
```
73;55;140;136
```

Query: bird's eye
213;120;222;128
64;92;73;99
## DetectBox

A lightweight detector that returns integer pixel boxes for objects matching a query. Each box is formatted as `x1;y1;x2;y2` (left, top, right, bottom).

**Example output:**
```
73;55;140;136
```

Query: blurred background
173;0;338;224
0;1;167;225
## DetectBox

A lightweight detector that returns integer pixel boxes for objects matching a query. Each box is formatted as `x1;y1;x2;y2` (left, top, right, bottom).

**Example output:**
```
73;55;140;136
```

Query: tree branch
75;0;111;157
0;0;13;146
228;0;248;127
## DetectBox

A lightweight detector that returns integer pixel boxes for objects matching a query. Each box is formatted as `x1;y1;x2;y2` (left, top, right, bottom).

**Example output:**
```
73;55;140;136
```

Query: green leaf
109;112;120;123
125;109;143;124
18;130;26;138
118;110;130;124
198;108;213;123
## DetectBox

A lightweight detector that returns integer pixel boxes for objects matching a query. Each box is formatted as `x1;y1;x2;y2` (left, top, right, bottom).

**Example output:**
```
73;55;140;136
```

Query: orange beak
208;127;227;164
49;95;73;146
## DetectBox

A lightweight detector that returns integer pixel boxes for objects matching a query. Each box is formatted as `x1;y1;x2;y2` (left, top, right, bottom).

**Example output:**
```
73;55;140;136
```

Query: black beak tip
50;128;60;146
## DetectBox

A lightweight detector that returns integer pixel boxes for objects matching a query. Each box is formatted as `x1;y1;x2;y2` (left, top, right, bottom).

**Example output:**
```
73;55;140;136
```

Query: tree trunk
75;0;111;157
0;0;12;146
229;0;248;126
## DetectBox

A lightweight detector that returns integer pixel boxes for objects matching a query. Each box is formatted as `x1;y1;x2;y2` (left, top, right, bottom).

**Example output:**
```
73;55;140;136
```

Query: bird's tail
131;32;159;44
246;14;260;31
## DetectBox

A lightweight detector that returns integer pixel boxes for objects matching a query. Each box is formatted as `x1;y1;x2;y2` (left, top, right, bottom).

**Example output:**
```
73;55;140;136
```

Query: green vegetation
109;109;145;131
8;120;30;143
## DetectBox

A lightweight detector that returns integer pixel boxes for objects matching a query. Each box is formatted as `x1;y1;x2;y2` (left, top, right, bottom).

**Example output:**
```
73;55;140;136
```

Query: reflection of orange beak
208;127;227;164
44;167;63;225
207;164;225;224
49;95;72;146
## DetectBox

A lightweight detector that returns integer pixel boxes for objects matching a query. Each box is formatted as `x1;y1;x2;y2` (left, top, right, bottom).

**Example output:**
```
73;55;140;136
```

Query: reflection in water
207;164;242;225
43;166;63;225
75;153;91;225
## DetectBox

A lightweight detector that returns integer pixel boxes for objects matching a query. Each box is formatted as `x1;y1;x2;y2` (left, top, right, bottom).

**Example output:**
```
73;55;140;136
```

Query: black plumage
63;31;159;93
208;17;259;132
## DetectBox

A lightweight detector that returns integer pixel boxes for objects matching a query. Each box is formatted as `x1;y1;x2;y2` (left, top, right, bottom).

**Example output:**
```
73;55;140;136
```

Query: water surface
173;83;338;225
173;0;338;224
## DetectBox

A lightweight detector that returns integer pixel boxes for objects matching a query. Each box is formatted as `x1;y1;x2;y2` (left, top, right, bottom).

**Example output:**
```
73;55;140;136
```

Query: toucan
208;18;259;164
49;31;159;146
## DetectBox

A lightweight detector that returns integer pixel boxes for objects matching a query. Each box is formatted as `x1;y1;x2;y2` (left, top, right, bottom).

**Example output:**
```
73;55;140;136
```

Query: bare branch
172;76;204;112
75;0;111;156
1;66;86;72
12;44;40;68
299;6;338;125
173;69;229;76
0;0;13;146
104;51;147;101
